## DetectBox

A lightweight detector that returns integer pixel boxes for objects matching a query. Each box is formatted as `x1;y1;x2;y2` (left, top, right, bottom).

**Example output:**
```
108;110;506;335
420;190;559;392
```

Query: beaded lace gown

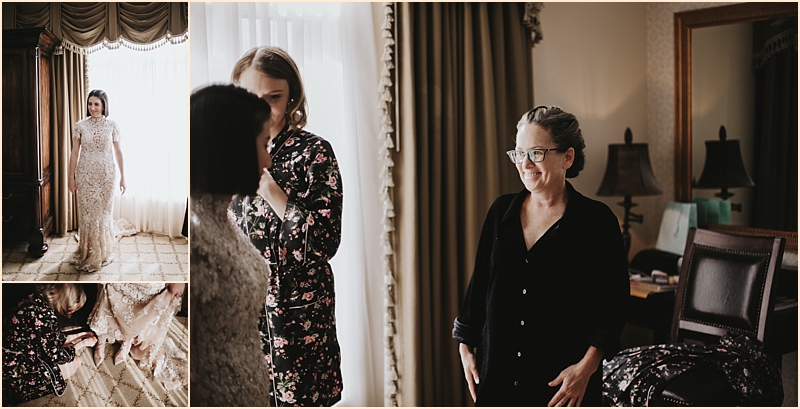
88;284;187;391
72;116;119;272
189;193;271;406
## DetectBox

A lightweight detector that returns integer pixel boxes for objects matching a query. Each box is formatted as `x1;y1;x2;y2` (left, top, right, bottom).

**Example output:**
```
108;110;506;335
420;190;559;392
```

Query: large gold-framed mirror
674;2;798;250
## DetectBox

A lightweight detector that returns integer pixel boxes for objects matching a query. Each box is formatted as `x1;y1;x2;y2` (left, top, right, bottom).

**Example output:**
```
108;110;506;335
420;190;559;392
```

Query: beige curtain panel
8;2;188;53
51;50;87;234
395;2;535;406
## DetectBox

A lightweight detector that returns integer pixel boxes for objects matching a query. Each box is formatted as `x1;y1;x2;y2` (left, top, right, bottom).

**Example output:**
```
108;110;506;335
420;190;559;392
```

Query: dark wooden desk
625;272;798;357
626;287;675;345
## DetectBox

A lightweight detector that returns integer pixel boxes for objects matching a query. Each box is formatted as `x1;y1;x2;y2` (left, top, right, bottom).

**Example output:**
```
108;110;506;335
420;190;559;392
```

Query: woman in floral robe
2;284;95;406
229;46;343;406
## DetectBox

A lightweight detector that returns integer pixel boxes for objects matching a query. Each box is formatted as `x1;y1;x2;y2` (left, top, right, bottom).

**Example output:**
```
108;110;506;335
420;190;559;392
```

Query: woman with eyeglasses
453;106;629;407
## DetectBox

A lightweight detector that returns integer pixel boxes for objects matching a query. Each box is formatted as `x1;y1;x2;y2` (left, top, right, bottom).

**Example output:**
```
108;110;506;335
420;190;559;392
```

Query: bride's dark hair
190;85;271;196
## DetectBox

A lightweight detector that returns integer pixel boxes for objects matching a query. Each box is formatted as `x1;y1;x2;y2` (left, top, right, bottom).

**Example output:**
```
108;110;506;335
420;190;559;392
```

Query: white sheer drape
86;44;189;237
191;3;384;406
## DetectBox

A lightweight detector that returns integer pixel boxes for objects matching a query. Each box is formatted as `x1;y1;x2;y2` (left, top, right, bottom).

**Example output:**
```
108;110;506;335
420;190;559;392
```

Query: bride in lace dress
87;283;187;391
68;89;126;272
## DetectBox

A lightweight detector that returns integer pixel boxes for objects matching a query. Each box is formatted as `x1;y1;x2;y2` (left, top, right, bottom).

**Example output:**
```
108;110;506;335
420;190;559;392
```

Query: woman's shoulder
483;192;520;221
567;184;620;224
74;117;118;126
292;129;333;150
13;292;52;317
491;192;518;210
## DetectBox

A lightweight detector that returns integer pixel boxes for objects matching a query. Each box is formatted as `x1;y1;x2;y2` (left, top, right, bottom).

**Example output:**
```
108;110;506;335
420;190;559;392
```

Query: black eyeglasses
506;148;567;164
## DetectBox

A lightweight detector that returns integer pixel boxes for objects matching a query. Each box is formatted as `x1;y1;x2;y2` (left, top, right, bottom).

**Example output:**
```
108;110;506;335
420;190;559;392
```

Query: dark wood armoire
2;27;58;256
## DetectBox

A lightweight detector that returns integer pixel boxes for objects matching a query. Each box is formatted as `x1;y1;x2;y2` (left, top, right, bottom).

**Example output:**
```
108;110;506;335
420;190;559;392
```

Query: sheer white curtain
87;44;189;237
191;3;384;406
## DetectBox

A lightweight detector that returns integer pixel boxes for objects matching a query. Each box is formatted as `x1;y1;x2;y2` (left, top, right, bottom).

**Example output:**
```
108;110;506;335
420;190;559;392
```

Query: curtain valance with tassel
752;17;797;70
8;2;188;54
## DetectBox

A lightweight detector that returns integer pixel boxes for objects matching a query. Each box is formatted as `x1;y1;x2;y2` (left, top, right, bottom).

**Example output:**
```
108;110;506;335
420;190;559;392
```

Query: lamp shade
597;128;663;197
695;125;755;189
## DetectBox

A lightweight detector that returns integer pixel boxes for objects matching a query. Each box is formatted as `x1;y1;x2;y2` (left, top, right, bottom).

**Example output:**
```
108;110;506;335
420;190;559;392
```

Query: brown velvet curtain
751;18;798;231
50;51;86;234
8;2;188;51
7;2;188;234
395;3;533;406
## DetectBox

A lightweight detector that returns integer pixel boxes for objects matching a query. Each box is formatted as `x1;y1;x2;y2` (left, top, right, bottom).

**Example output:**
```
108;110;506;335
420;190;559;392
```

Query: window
87;43;189;236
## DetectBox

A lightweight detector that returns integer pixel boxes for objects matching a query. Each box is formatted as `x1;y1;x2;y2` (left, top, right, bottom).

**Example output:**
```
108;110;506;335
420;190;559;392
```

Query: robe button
514;381;519;386
517;351;522;357
520;320;525;326
522;289;527;295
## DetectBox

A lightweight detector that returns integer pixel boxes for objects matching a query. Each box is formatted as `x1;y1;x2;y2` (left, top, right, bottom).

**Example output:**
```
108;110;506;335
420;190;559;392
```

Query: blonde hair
231;46;308;131
37;284;86;317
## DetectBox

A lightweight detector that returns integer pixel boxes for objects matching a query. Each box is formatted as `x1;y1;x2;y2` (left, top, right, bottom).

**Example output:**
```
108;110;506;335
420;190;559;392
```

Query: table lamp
597;128;663;256
694;125;755;212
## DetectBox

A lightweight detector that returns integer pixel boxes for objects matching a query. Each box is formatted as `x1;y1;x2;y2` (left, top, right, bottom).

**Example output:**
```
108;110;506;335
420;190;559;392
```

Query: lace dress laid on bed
71;116;120;272
88;283;187;390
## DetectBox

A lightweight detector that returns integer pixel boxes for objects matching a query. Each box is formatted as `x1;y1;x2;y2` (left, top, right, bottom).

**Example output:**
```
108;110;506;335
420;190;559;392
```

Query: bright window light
87;43;188;236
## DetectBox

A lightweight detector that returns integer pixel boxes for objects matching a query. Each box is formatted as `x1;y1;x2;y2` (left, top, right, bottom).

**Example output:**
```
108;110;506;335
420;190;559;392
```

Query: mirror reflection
691;18;798;231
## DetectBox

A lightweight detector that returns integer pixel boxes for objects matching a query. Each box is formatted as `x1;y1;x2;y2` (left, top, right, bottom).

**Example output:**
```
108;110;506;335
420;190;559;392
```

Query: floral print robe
602;333;783;406
230;127;343;406
2;292;76;406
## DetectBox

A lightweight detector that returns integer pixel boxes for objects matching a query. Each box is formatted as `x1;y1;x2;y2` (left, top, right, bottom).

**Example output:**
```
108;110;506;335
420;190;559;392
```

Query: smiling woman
454;106;629;407
68;89;125;272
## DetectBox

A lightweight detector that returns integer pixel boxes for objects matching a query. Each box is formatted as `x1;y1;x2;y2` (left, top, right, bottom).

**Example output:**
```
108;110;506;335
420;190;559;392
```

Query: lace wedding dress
88;283;187;390
190;193;271;406
71;116;119;272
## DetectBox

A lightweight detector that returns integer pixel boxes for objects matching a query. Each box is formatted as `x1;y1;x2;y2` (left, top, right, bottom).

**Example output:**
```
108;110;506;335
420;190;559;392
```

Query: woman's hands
63;332;97;350
165;283;185;297
68;137;81;195
547;345;603;407
113;140;126;196
459;343;480;402
257;168;288;220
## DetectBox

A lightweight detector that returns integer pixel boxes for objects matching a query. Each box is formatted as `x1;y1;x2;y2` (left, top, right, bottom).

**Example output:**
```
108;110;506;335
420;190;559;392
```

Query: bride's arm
113;140;126;195
68;137;81;193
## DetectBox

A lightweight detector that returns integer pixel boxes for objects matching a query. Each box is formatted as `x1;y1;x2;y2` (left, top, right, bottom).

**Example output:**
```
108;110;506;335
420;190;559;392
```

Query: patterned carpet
2;233;188;281
18;317;188;407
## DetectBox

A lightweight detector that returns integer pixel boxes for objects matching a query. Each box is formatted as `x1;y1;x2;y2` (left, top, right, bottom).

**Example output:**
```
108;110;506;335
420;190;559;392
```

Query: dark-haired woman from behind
3;284;97;406
189;84;273;406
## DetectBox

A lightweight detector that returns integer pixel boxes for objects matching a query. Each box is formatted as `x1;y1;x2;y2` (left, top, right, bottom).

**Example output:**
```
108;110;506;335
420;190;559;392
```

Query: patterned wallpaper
635;2;732;253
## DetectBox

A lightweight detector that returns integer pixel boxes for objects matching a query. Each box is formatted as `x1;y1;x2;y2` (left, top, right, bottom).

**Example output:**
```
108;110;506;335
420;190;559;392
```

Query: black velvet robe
453;182;629;406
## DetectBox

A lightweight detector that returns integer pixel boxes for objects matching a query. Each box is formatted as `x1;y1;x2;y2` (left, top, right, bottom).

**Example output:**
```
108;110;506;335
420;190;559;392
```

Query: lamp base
618;195;644;258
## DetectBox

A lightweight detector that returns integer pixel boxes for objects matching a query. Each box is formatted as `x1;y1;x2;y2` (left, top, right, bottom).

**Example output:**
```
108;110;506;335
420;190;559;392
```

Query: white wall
532;2;742;257
533;2;651;257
